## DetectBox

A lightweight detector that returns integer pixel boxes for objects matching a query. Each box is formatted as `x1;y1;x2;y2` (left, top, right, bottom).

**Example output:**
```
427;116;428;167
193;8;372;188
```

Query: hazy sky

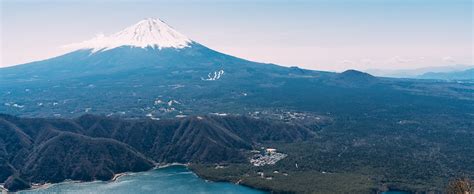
1;0;472;71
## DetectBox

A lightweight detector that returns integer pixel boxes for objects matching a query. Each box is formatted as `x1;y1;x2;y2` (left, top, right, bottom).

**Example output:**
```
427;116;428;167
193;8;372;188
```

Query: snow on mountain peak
65;18;192;52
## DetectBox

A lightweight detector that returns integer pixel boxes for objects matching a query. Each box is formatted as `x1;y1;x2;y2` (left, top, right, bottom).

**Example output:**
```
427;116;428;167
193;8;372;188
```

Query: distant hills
366;64;473;80
417;68;474;80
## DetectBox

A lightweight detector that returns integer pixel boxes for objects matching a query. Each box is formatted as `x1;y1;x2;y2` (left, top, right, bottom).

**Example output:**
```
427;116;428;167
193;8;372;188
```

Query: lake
18;165;266;194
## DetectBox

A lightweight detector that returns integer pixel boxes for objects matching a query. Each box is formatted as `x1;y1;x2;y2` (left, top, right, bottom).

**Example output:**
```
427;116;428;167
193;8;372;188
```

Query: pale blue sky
1;0;472;71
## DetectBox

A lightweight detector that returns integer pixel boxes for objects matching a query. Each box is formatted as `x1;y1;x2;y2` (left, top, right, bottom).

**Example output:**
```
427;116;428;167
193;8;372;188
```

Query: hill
366;64;473;78
0;114;313;191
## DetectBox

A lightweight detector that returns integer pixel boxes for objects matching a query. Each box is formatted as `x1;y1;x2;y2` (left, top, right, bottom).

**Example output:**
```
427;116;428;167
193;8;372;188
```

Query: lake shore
14;164;265;194
14;163;208;193
1;185;7;194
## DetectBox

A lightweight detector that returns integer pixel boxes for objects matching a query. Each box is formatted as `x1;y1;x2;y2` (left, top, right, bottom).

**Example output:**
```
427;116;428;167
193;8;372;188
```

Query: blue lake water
19;165;266;194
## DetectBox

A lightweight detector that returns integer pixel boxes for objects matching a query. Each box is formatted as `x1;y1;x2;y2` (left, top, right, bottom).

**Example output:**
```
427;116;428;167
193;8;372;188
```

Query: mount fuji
66;18;193;52
0;18;468;119
0;18;335;118
1;18;312;83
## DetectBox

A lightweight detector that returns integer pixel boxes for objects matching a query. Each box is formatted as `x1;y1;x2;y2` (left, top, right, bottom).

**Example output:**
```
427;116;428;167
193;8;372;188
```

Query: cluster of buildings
250;148;287;167
248;110;325;123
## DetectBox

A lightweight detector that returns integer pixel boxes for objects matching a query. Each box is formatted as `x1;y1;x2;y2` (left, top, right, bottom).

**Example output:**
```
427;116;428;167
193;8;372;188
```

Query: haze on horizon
1;0;472;72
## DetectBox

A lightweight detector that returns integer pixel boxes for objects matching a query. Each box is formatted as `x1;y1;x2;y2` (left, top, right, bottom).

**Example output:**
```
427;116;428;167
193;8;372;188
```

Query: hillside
0;114;313;191
1;108;473;193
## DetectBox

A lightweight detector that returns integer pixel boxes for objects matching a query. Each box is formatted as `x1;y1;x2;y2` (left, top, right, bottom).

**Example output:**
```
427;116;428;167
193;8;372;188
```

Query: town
250;148;287;167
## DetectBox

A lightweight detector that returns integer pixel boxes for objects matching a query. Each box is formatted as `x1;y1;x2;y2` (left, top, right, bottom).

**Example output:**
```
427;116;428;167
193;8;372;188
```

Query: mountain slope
3;18;471;121
0;18;299;84
22;132;154;183
0;113;314;191
0;18;332;119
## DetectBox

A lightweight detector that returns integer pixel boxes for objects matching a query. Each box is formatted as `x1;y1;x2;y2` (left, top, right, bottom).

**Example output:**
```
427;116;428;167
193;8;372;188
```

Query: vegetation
190;109;474;193
190;164;375;193
4;175;30;191
1;111;472;193
0;114;311;191
446;178;473;194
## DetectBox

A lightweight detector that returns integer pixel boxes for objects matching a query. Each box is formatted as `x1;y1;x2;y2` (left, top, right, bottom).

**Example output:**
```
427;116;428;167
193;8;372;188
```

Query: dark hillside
0;114;312;191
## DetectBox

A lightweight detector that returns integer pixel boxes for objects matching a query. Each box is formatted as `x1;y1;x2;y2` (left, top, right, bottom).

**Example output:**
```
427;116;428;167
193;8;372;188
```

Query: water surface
19;165;266;194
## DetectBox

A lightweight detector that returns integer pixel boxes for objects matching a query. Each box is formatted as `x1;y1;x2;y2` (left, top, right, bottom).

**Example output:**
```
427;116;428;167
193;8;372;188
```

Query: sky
0;0;472;72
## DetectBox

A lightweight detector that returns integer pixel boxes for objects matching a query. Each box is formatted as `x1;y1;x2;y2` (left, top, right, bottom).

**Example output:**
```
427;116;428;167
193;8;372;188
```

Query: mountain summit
67;18;192;52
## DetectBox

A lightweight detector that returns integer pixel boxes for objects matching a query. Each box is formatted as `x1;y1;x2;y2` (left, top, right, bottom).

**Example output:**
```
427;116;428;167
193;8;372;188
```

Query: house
266;148;277;154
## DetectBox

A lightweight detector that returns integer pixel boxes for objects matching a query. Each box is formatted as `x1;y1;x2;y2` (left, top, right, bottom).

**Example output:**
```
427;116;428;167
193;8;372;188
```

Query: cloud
393;56;411;64
442;56;455;63
61;33;105;51
340;60;354;65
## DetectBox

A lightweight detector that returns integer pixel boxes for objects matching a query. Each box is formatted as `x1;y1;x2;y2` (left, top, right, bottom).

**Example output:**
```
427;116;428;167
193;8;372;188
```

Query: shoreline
2;164;425;194
156;162;188;169
110;163;187;182
1;185;7;194
8;163;270;193
11;163;192;193
188;166;270;193
111;173;127;182
188;165;424;194
29;183;52;190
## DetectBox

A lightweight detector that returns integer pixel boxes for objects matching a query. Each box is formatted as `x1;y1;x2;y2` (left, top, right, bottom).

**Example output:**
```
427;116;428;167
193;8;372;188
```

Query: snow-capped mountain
2;18;300;80
66;18;192;52
0;18;331;118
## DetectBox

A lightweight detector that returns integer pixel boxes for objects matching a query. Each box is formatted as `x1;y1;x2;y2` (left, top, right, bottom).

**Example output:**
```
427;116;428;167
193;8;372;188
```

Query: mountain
333;69;377;87
0;18;345;119
3;19;470;120
0;113;314;191
366;64;473;78
417;68;474;80
0;18;295;83
66;18;192;52
22;132;155;183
